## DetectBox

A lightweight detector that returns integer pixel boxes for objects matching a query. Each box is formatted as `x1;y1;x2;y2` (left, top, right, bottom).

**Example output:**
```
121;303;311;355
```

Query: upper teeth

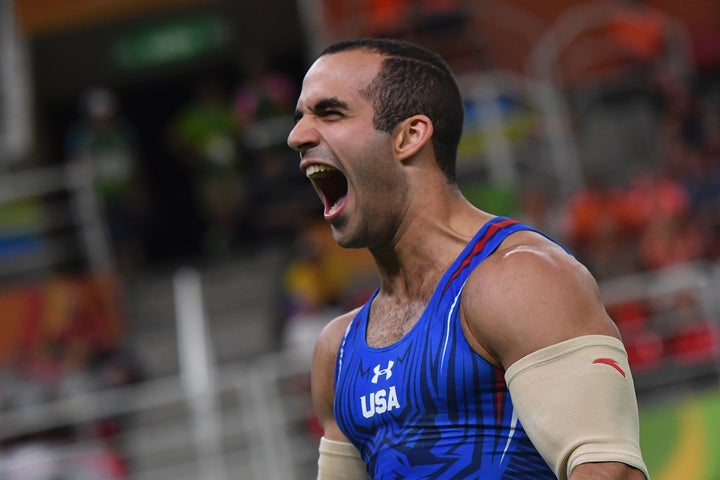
305;164;337;178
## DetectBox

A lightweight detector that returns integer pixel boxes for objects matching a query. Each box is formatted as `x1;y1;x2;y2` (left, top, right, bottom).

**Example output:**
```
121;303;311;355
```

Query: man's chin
331;226;363;250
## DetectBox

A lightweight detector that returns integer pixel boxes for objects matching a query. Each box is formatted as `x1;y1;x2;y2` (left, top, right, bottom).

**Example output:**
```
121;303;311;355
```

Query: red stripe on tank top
495;368;505;425
443;218;518;294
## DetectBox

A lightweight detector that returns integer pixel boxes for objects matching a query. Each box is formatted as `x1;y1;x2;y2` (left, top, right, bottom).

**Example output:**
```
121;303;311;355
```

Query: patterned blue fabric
333;217;557;479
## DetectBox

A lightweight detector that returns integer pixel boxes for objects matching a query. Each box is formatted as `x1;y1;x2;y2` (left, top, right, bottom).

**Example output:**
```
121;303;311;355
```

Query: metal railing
0;350;317;480
0;162;114;283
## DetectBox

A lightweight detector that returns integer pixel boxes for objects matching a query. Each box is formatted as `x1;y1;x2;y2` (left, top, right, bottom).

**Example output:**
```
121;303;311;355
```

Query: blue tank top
333;217;557;479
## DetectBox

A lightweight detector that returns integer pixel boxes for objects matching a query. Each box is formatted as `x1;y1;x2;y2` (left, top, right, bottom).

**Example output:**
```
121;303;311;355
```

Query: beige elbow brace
317;437;369;480
505;335;650;480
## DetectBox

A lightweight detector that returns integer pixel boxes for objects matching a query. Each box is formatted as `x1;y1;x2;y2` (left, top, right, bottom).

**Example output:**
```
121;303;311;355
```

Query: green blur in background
641;389;720;480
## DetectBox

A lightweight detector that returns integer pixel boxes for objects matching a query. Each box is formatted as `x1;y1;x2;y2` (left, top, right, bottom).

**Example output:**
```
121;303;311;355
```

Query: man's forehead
300;50;382;98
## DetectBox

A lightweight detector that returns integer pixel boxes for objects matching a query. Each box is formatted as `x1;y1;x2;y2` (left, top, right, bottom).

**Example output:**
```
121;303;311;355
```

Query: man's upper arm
462;233;649;480
311;311;370;480
311;311;357;442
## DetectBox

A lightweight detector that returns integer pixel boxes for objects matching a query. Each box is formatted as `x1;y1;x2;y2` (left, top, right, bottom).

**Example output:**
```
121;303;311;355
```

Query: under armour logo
371;361;394;384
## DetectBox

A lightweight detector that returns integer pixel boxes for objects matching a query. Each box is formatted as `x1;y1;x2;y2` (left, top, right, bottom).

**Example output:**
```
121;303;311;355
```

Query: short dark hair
321;38;464;182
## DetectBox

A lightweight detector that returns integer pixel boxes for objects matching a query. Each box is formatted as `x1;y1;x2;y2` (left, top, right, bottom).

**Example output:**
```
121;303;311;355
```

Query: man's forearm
570;462;648;480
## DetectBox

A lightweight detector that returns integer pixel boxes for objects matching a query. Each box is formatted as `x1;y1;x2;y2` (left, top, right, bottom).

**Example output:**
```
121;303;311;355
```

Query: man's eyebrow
294;97;350;124
312;97;349;113
295;97;349;117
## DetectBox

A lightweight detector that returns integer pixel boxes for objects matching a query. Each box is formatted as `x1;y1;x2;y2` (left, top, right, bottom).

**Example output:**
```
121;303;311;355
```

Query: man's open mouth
305;165;348;216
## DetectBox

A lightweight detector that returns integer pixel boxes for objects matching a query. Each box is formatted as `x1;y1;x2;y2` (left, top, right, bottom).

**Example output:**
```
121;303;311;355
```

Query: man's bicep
505;336;649;480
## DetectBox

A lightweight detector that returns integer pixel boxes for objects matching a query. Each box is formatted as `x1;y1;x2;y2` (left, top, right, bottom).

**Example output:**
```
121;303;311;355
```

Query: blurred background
0;0;719;478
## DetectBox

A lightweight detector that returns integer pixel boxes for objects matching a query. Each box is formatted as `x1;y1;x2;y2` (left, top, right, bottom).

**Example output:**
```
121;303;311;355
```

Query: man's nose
287;117;318;154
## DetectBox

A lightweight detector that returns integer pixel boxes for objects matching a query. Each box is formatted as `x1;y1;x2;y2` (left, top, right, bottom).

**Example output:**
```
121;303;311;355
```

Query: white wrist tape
505;335;649;480
317;437;368;480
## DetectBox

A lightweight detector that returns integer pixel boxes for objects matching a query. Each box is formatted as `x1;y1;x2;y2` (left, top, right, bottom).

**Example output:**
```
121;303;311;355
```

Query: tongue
325;195;347;219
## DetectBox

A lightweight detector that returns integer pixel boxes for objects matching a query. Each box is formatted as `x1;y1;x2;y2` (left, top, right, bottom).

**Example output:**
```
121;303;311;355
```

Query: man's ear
393;115;433;162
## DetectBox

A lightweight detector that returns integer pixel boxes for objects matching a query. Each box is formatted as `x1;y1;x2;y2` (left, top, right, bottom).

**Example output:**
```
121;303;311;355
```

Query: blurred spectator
361;0;467;41
167;79;245;255
0;350;53;412
619;169;690;233
0;436;62;480
655;68;708;150
667;144;720;260
638;214;704;270
25;339;64;402
280;226;342;356
606;0;671;68
611;127;711;273
55;278;120;355
607;299;649;334
666;143;707;206
515;181;566;240
662;291;720;365
566;175;621;250
0;276;142;479
242;147;318;246
0;432;125;480
279;222;376;354
93;342;144;391
55;337;97;399
233;49;296;128
0;335;141;408
66;87;147;271
90;342;144;464
282;227;338;315
564;175;635;278
60;439;126;480
0;336;140;479
230;50;317;246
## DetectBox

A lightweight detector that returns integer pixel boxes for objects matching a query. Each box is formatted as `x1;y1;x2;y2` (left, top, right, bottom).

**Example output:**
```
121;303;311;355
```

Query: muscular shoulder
313;309;358;373
461;230;620;369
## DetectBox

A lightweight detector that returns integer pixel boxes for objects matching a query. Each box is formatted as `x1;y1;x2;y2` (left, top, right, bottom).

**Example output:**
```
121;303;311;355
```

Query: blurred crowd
0;339;142;480
559;61;720;372
64;49;318;273
58;3;720;283
0;296;143;480
563;67;720;281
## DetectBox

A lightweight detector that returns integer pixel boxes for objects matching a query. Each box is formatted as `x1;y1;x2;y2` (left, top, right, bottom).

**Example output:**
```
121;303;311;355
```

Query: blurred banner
14;0;214;37
113;14;230;71
0;274;122;365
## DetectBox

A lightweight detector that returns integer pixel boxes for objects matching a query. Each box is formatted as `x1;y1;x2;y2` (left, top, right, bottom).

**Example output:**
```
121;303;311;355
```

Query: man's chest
364;298;429;348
